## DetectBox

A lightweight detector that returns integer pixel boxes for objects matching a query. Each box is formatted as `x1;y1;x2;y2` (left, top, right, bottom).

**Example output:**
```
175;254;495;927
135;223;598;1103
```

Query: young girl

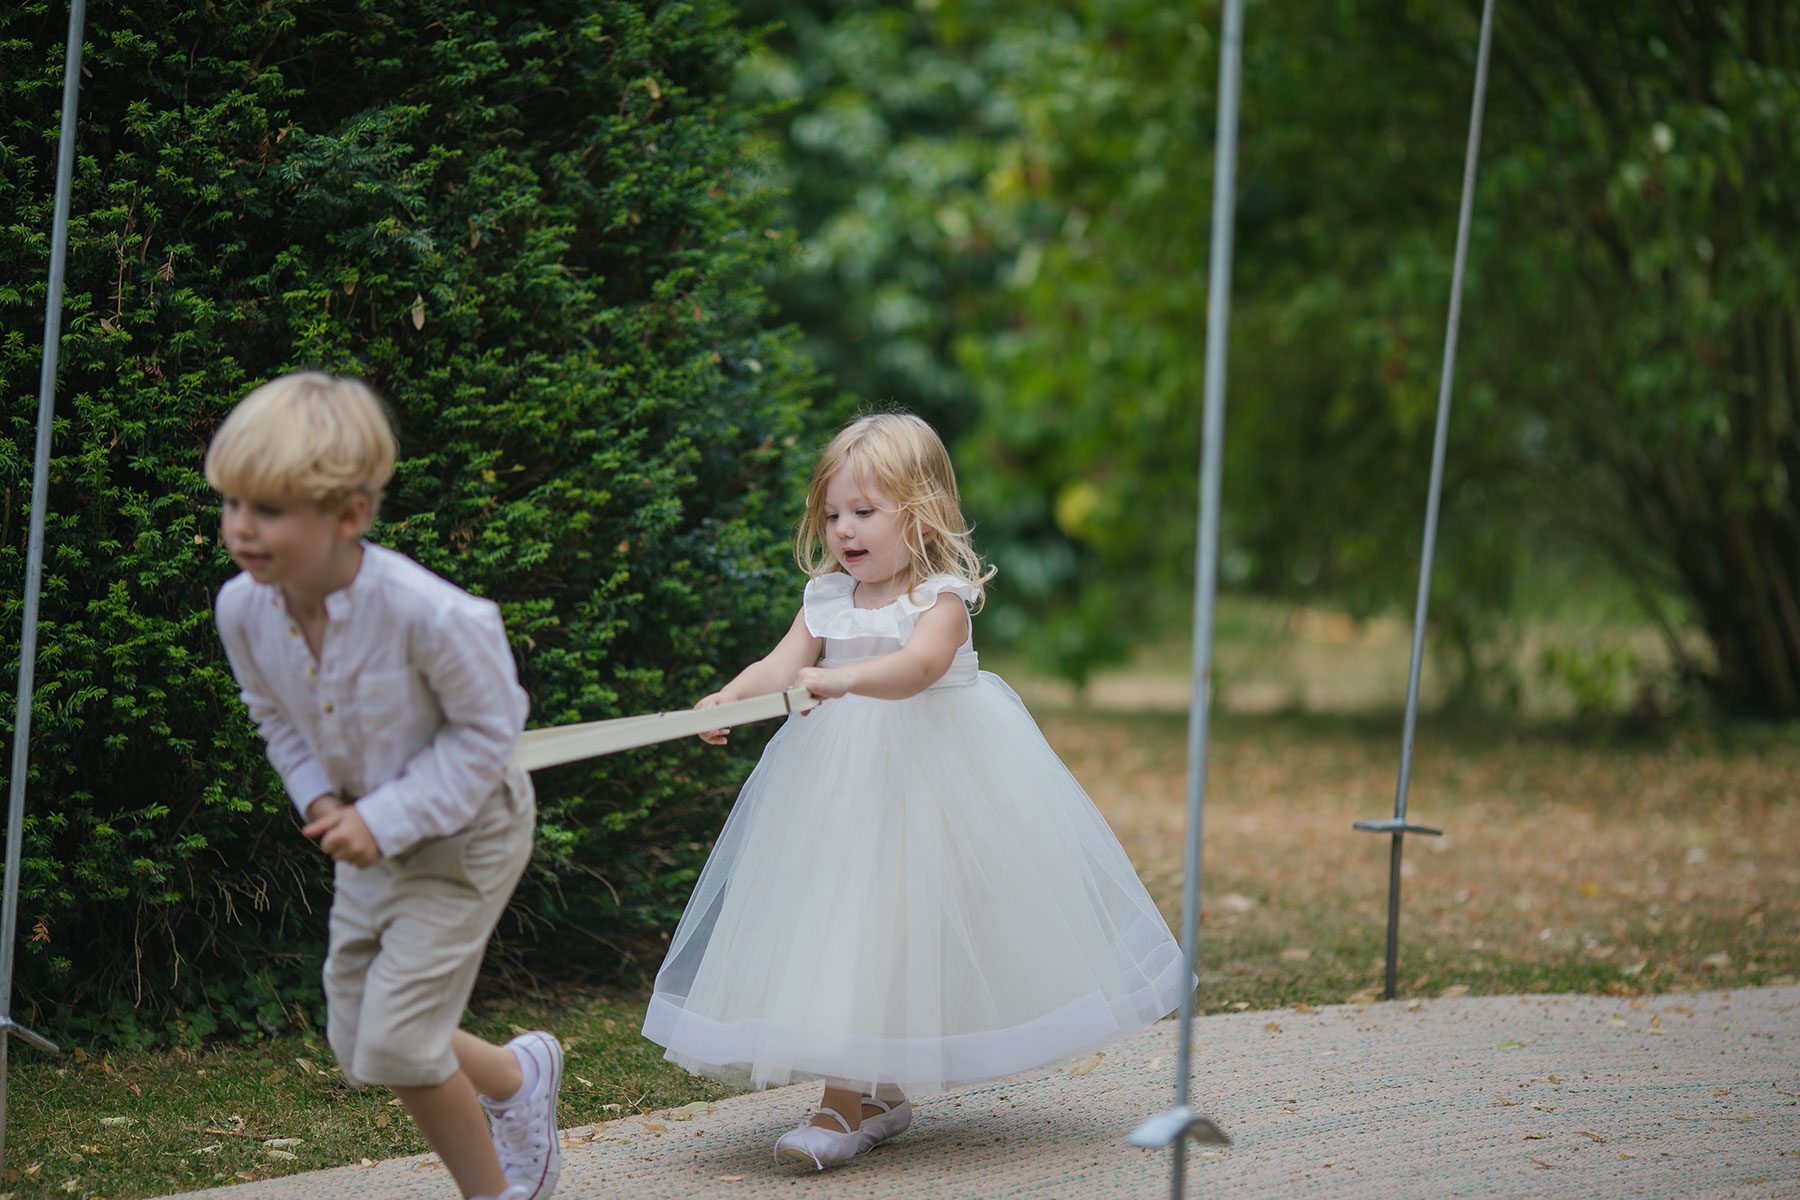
642;413;1189;1170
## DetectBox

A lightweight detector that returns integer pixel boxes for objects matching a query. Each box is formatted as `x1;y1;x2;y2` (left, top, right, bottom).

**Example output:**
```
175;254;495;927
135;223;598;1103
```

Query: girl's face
822;469;910;591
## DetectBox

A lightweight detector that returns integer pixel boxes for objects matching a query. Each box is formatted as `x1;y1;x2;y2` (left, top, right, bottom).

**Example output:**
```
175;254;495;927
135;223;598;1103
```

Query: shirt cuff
353;789;422;859
283;761;337;822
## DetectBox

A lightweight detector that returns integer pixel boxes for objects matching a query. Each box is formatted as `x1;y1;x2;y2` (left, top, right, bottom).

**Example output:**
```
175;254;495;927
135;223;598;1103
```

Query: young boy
208;372;562;1200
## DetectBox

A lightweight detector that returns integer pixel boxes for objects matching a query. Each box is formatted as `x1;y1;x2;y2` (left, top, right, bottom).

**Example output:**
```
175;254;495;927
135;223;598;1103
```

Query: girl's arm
695;608;823;743
796;596;967;702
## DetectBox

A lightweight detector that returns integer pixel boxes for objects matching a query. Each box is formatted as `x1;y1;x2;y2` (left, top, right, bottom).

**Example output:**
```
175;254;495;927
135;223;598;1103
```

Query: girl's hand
795;666;852;701
695;690;738;745
302;804;383;868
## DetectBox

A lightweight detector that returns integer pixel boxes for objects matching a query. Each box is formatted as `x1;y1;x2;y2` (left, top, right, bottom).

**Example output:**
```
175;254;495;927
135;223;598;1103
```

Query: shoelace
491;1101;546;1168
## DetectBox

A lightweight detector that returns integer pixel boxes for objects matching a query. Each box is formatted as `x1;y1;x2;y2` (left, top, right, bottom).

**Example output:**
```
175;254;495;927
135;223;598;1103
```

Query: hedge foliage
0;0;817;1043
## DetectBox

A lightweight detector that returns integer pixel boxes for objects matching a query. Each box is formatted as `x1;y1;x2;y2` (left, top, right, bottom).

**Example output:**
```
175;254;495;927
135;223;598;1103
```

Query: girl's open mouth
842;549;868;565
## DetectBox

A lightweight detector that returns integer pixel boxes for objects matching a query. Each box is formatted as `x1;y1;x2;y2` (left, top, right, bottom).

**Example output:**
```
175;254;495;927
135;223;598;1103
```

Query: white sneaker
482;1031;564;1200
859;1095;912;1147
773;1107;874;1170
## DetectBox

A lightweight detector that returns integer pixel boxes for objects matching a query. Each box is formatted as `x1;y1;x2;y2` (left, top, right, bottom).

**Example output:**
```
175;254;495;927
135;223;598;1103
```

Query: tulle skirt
642;669;1191;1096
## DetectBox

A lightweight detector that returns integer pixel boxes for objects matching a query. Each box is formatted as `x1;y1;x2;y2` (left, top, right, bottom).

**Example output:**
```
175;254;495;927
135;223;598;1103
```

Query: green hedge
0;0;817;1044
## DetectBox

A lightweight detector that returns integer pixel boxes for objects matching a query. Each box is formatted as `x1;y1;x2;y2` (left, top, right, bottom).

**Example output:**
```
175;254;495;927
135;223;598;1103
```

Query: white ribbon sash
510;687;819;771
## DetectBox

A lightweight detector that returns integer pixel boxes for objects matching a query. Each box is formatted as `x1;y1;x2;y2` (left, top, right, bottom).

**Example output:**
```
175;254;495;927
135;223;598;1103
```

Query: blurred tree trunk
1501;0;1800;715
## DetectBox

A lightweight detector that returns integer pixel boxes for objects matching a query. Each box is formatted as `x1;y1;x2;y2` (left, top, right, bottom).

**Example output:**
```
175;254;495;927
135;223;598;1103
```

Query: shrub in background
0;0;816;1043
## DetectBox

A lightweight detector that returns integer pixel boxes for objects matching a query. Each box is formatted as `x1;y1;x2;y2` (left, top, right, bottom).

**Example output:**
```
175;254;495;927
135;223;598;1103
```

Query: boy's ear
334;492;375;539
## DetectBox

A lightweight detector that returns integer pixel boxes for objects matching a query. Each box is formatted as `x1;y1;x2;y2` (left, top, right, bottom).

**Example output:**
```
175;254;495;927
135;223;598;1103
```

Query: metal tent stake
1352;0;1495;1002
1;0;84;1168
1127;0;1243;1190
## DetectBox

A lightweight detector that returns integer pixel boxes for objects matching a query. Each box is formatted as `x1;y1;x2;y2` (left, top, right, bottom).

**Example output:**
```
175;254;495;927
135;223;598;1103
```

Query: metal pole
1127;0;1243;1189
1;0;85;1166
1354;0;1495;1000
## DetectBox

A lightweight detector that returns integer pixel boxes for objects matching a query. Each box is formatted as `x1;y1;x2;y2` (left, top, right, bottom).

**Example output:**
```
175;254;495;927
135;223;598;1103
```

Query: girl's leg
813;1082;869;1130
864;1082;907;1121
392;1074;509;1198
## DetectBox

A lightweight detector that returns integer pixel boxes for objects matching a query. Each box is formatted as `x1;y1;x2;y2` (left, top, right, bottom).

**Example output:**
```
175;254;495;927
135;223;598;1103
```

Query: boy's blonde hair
205;372;397;509
796;412;995;607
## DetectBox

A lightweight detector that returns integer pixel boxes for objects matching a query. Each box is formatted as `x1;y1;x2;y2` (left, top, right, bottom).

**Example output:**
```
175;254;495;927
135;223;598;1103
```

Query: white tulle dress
642;572;1191;1096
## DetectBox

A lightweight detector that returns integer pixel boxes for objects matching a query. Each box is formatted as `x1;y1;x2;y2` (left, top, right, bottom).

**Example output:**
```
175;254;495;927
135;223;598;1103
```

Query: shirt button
306;666;318;681
287;625;299;638
322;701;335;714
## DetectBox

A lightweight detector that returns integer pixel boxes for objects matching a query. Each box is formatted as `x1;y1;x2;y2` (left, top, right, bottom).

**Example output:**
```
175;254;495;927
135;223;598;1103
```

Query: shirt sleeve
215;595;334;820
352;598;529;857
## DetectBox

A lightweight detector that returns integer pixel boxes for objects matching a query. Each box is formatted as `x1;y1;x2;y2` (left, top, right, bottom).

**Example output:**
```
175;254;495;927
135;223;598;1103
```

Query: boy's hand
302;804;383;867
694;690;738;744
304;792;346;824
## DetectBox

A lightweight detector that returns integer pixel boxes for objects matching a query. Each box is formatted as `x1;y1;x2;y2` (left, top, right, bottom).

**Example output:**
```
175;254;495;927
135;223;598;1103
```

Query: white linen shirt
215;542;530;858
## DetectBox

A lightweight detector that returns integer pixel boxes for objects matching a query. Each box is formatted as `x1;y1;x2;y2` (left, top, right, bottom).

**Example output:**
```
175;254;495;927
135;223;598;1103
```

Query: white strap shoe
859;1095;913;1147
774;1106;875;1170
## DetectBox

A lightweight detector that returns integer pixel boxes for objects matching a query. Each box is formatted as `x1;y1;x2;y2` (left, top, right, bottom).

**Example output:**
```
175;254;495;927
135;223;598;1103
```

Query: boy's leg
392;1074;509;1198
453;1029;524;1100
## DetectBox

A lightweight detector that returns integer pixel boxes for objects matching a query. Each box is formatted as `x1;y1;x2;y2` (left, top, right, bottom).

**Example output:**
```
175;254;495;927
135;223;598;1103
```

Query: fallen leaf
1531;1157;1553;1169
1577;1131;1606;1143
1618;1152;1635;1160
1529;1101;1556;1112
375;1113;390;1129
1620;960;1648;977
1279;947;1311;962
1219;892;1257;913
360;1159;376;1168
1438;985;1471;999
192;1144;222;1156
1498;1039;1523;1049
98;1117;132;1128
295;1058;315;1074
716;1175;747;1182
1711;1088;1730;1097
1524;1132;1549;1140
1493;1095;1517;1107
265;1068;288;1084
1066;1053;1104;1077
263;1138;302;1148
265;1149;297;1161
640;1123;670;1135
1264;1022;1283;1033
1293;1002;1315;1014
669;1102;714;1120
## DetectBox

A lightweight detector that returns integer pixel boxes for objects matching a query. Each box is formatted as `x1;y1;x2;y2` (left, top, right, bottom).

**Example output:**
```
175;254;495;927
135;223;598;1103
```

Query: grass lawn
7;701;1795;1199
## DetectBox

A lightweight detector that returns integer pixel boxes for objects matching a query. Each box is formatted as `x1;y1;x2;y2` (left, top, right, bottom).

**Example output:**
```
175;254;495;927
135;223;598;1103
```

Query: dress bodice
802;572;981;689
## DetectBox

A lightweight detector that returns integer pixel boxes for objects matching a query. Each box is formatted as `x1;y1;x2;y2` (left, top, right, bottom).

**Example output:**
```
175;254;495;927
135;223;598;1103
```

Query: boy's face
219;493;367;589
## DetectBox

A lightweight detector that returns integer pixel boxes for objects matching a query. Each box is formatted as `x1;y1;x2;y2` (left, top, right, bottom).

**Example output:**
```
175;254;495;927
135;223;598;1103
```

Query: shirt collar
323;541;379;619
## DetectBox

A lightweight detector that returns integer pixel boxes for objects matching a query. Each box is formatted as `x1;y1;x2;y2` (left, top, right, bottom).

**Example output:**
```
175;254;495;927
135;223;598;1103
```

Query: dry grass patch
1045;708;1799;1008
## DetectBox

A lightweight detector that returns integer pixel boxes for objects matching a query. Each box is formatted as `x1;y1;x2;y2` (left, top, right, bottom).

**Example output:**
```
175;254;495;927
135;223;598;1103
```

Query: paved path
177;987;1799;1199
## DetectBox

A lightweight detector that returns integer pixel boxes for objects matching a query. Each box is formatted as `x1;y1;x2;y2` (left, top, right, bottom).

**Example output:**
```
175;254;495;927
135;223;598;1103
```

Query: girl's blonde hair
796;412;995;608
205;372;397;510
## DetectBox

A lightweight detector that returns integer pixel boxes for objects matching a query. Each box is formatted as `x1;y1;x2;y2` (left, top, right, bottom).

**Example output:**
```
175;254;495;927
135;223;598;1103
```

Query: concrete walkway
177;987;1799;1200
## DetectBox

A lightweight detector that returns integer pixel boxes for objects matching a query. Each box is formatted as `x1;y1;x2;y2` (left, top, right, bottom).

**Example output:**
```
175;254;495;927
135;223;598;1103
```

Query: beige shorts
323;778;534;1088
